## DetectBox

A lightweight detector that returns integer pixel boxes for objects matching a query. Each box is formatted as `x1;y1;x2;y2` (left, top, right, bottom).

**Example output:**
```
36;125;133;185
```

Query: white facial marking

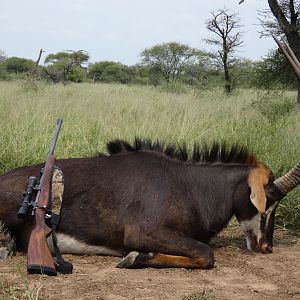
240;213;262;251
47;233;123;256
240;201;278;251
265;201;278;225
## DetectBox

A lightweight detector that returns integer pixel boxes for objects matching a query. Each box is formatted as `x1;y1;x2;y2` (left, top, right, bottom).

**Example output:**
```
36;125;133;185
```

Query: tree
179;51;217;87
205;9;244;93
130;64;162;86
240;0;300;103
253;49;297;89
44;50;89;83
228;59;258;89
140;42;199;83
4;57;35;74
88;61;132;84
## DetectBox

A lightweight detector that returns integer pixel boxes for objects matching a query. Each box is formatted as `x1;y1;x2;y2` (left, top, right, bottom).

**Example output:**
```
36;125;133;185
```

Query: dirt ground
0;228;299;300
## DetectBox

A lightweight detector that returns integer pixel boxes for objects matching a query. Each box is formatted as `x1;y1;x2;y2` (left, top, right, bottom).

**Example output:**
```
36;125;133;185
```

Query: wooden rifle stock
27;155;57;276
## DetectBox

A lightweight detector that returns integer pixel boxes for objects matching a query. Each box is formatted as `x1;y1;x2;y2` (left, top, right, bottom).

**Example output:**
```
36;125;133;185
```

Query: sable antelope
0;137;299;269
0;37;299;269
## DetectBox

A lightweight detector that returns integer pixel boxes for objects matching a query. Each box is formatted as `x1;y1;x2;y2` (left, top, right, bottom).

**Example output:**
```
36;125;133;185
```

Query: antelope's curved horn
274;162;300;195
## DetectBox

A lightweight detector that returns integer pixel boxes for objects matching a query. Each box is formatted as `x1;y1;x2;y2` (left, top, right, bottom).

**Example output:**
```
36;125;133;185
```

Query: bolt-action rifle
23;118;63;276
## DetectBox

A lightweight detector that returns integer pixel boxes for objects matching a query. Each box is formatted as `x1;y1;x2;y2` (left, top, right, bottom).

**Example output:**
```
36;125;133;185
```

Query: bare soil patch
1;228;299;300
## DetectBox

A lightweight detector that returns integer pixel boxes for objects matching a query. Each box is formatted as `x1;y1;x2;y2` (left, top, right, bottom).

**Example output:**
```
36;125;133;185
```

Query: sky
0;0;274;65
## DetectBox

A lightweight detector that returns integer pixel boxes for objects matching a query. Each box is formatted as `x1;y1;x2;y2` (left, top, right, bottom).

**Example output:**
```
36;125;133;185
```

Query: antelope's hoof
116;251;140;268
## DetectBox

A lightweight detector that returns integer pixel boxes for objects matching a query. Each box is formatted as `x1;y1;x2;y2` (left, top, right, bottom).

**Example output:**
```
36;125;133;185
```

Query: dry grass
0;264;45;300
0;81;299;229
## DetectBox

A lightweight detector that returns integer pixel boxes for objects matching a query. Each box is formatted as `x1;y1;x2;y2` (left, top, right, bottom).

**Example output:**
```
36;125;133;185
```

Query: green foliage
253;49;297;89
45;50;89;66
67;66;87;83
181;51;221;90
231;59;258;89
141;42;200;82
3;57;35;74
0;63;9;80
43;61;65;83
44;50;89;83
132;64;164;86
88;61;131;84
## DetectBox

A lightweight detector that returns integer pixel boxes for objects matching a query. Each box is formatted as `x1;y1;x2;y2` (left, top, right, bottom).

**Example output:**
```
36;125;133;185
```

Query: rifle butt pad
27;264;57;276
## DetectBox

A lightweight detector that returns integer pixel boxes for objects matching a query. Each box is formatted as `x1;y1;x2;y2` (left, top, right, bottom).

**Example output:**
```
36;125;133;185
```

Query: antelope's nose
260;243;268;253
261;243;273;253
266;245;273;253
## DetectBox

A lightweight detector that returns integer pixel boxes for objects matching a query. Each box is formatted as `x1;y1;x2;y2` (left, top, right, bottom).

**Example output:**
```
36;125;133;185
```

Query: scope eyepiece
17;200;30;218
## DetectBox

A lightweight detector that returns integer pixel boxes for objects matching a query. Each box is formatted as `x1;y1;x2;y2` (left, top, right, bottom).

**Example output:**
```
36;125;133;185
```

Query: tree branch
267;0;293;34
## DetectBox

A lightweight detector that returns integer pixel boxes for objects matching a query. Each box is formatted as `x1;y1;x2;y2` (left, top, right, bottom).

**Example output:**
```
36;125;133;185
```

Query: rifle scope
17;176;37;218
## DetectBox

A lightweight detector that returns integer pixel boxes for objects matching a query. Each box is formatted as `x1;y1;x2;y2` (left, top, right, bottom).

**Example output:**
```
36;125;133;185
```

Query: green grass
0;81;299;228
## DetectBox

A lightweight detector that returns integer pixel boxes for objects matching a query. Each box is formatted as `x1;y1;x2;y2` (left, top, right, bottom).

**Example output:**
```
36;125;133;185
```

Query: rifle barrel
49;118;63;157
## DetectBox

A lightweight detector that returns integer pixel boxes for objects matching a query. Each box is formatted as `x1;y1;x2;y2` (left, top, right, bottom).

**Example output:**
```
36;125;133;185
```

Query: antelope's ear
248;165;270;213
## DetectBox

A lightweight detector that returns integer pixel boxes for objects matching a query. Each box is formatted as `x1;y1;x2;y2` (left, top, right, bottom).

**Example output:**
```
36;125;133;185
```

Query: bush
67;66;87;83
4;57;35;74
88;61;132;84
0;63;9;80
252;49;297;89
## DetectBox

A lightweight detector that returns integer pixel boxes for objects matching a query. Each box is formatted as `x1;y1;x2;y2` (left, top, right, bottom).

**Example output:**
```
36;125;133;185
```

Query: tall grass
0;81;299;228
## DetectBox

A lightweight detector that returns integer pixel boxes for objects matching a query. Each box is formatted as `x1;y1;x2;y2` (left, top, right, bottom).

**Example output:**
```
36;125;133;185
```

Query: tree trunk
224;70;231;94
223;52;231;94
31;49;44;76
286;38;300;104
290;39;300;105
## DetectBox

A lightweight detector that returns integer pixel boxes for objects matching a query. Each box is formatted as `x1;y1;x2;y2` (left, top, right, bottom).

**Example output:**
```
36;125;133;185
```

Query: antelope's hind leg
117;227;215;269
116;251;214;269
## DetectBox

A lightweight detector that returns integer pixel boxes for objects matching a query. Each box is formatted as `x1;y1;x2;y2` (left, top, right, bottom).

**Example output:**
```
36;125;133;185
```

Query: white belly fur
47;233;123;257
